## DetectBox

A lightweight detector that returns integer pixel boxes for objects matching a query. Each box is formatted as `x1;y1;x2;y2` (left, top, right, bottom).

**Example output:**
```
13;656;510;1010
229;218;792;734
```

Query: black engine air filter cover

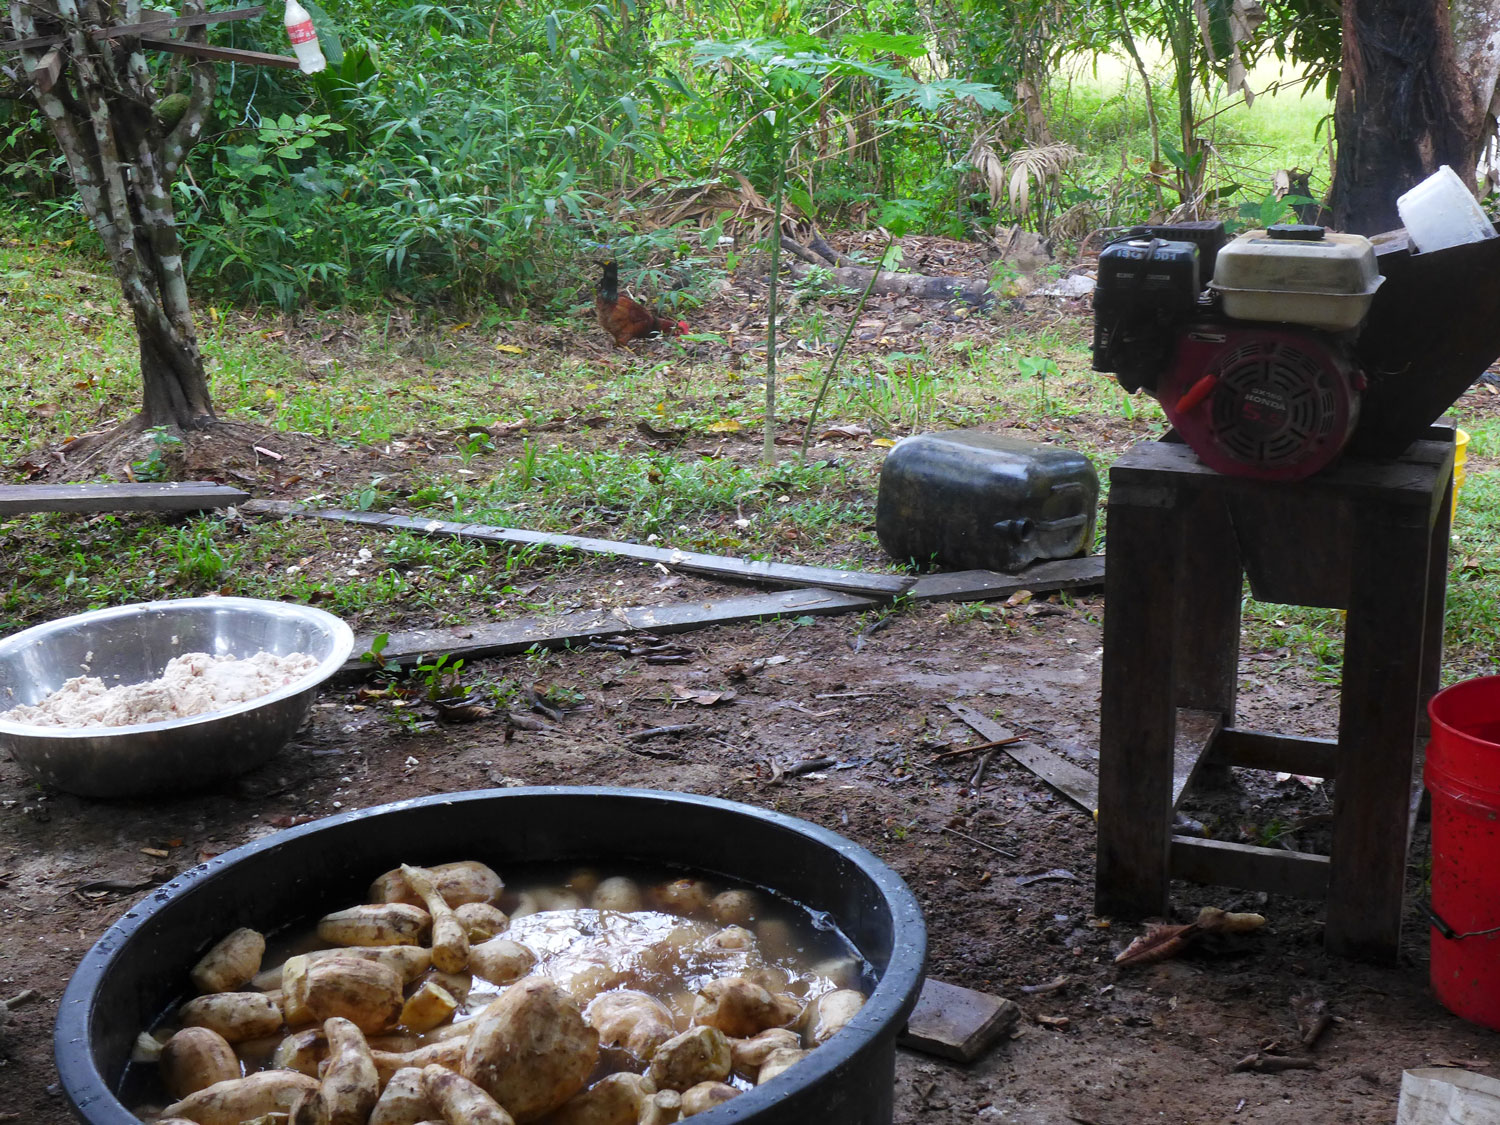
1160;326;1361;481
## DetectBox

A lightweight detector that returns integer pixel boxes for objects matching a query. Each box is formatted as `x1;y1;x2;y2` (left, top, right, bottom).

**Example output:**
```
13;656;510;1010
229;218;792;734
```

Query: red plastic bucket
1426;676;1500;1030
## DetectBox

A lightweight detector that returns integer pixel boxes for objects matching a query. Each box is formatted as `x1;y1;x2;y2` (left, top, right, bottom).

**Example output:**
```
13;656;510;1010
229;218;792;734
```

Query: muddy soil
3;580;1496;1125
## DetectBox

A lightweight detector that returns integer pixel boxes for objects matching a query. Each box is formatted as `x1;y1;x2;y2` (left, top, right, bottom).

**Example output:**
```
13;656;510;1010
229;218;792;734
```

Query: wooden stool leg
1418;477;1453;733
1173;489;1242;719
1172;490;1242;791
1096;485;1181;920
1326;503;1431;961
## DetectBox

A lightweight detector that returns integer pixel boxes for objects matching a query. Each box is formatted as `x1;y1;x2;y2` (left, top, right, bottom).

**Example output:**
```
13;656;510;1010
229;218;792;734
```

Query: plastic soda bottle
284;0;327;74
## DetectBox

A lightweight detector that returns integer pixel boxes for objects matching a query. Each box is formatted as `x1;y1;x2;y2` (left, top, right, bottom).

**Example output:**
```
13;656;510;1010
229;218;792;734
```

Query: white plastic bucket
1397;166;1498;254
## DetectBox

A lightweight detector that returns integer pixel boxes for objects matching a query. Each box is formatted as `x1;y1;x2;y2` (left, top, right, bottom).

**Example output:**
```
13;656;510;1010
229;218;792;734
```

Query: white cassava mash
0;650;318;728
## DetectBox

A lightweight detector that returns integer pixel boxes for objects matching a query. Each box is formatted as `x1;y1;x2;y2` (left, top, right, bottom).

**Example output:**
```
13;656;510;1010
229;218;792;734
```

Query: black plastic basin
56;787;927;1124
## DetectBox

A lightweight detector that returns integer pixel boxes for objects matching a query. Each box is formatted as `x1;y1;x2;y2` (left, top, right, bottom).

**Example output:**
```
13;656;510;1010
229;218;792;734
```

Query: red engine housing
1158;324;1365;481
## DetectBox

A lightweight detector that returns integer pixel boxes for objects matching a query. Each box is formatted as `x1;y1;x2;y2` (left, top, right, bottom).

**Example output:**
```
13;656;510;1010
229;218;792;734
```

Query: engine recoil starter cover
1160;325;1364;481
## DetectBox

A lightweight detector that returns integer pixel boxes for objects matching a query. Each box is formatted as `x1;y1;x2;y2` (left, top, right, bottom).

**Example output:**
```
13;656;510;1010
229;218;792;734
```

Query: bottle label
287;18;317;44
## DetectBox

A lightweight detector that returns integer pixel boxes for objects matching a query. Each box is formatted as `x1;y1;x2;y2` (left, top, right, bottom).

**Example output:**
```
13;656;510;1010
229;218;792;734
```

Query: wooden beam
1169;835;1331;899
139;36;298;68
945;701;1099;814
343;586;879;673
31;45;60;93
1214;727;1339;779
0;33;65;52
92;6;265;39
0;481;249;516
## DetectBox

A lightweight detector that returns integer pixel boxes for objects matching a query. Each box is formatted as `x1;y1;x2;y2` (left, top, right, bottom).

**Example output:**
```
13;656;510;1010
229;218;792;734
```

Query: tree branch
164;0;214;174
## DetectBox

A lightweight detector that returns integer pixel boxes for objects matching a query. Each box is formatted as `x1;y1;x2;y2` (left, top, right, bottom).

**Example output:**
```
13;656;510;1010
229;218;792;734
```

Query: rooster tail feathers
597;260;619;304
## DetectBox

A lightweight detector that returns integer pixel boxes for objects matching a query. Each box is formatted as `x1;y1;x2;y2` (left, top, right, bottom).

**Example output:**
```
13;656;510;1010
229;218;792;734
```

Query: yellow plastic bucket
1456;428;1470;498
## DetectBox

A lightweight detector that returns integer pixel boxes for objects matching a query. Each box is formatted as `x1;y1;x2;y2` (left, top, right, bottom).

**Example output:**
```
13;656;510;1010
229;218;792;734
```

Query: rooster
596;260;688;347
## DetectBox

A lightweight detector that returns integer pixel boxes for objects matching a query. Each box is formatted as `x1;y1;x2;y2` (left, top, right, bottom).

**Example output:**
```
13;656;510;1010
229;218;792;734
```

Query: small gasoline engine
1093;222;1384;481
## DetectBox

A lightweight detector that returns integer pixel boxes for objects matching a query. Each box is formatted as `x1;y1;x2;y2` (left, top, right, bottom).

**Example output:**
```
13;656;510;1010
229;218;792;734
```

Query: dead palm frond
1001;142;1082;220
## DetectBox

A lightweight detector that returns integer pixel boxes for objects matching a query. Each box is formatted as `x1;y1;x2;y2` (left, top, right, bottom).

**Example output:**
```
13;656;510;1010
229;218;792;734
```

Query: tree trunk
1451;0;1500;194
136;306;214;428
1332;0;1488;233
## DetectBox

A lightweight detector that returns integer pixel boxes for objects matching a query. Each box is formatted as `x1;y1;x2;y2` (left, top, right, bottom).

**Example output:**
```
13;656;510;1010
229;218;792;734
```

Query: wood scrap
898;979;1021;1062
932;735;1023;761
0;481;248;516
939;826;1017;858
945;702;1100;814
342;587;877;675
1294;996;1334;1049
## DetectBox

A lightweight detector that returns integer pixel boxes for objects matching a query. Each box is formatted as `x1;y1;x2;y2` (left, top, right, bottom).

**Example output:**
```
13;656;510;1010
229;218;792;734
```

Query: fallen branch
809;233;858;268
940;825;1018;858
1232;1052;1317;1074
626;724;699;742
784;257;991;306
932;735;1024;761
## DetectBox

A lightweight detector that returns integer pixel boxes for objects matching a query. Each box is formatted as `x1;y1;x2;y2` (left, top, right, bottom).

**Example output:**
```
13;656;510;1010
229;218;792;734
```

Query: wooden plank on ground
344;586;877;674
899;979;1020;1062
242;502;914;598
907;555;1105;602
946;701;1099;814
0;481;250;516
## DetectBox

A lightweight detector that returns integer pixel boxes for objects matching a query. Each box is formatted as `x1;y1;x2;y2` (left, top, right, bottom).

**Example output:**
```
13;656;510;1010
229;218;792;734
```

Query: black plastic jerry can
875;429;1099;573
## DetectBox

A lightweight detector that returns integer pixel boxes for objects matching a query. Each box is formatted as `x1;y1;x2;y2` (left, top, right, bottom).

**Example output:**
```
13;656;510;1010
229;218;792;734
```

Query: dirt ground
3;577;1498;1124
5;233;1500;1123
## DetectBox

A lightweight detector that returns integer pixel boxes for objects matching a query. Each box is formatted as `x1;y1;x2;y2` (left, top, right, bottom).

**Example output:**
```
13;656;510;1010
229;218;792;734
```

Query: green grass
3;227;1498;683
1048;48;1336;225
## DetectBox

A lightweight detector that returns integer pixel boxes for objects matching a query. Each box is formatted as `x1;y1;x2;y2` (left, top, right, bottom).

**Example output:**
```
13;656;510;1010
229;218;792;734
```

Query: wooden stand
1095;427;1455;962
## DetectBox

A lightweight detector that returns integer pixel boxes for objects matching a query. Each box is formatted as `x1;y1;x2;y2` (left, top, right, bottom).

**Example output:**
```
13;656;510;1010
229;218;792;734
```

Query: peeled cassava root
141;858;872;1123
160;1069;319;1124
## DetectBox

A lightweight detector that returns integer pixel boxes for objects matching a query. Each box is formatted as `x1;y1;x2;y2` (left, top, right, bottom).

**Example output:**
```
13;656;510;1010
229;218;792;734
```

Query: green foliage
1237;188;1317;230
0;0;1349;309
130;426;184;482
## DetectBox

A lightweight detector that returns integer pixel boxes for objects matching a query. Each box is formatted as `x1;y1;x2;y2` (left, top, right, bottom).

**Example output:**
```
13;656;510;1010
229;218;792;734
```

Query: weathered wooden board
0;481;249;516
899;979;1020;1063
140;36;299;68
907;555;1105;602
0;32;66;51
345;587;878;673
946;701;1099;815
1214;727;1339;779
1169;836;1331;899
93;6;265;39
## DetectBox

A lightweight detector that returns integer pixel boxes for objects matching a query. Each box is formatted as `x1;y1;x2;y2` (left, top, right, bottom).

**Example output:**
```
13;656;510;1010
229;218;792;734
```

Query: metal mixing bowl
0;597;353;798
